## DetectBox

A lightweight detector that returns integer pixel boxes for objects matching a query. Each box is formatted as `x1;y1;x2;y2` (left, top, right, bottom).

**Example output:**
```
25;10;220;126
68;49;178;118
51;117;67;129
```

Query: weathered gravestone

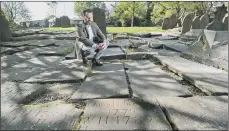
206;4;228;31
181;13;194;34
60;16;70;28
199;14;209;29
0;8;12;42
191;16;201;29
93;8;107;37
223;14;228;30
162;18;169;30
169;14;178;29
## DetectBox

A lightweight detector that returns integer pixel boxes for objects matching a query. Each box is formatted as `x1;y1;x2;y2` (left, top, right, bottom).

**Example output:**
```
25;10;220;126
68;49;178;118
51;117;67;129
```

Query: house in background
21;19;49;27
71;16;83;25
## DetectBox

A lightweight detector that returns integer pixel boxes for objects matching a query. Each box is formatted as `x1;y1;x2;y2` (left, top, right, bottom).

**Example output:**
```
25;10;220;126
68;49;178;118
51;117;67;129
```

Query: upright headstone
169;14;178;29
223;15;228;30
199;14;209;29
191;16;201;29
162;17;169;30
181;13;194;34
0;8;12;42
60;16;70;28
206;4;228;31
93;8;107;37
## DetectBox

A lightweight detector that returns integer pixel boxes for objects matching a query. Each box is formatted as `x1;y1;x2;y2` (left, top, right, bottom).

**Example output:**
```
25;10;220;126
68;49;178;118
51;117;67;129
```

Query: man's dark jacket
77;22;106;47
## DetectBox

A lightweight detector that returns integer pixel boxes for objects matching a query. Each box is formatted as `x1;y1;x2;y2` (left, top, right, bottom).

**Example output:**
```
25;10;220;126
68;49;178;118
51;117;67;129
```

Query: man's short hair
83;9;93;16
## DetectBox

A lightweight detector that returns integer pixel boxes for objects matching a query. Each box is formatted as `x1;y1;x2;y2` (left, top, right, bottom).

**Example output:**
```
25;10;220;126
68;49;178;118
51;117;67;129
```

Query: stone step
124;60;192;99
154;55;228;95
156;96;228;130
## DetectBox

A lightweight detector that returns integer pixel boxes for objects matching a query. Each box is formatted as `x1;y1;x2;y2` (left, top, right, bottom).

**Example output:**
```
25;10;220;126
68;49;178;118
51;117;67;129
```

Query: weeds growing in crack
84;66;93;77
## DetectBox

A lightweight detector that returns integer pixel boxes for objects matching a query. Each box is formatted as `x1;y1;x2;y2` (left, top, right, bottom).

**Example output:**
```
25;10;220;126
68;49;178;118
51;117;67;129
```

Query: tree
1;2;31;24
46;1;58;18
151;2;220;24
113;2;146;27
74;2;106;18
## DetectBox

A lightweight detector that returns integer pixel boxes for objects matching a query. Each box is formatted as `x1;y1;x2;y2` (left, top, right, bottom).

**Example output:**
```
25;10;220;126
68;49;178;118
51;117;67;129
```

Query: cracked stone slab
1;54;30;68
156;96;228;130
79;98;172;130
87;47;125;60
1;101;82;130
70;63;129;100
1;82;46;105
125;60;192;98
12;34;51;41
155;56;228;95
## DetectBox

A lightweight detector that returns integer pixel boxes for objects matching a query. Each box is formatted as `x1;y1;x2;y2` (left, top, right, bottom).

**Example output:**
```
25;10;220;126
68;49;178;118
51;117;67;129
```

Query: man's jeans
81;41;110;60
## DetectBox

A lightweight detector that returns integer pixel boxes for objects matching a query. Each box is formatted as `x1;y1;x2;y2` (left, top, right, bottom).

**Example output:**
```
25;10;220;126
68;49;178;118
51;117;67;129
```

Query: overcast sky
24;2;114;20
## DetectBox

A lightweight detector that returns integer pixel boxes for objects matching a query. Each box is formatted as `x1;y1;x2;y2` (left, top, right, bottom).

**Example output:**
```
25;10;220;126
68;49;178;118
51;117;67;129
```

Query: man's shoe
92;58;103;66
81;49;89;64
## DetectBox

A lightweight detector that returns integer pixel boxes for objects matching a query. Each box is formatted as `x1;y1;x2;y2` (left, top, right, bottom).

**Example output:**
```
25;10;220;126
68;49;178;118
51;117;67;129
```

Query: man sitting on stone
77;9;109;66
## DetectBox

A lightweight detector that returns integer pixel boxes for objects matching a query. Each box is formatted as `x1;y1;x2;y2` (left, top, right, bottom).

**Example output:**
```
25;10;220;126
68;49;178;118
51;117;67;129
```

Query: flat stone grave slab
24;66;86;83
26;39;57;47
1;82;46;105
87;47;125;60
126;52;158;60
138;45;181;57
125;60;192;98
11;56;63;69
163;42;189;53
156;96;228;130
0;41;33;47
1;47;21;54
37;46;73;56
1;66;47;82
1;53;31;68
108;39;132;48
1;101;82;130
53;33;77;40
79;98;172;130
70;63;129;100
155;56;228;95
12;34;50;41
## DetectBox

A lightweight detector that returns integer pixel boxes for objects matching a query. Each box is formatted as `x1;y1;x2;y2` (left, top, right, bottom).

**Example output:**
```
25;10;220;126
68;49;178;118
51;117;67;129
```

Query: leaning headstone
169;14;177;29
223;15;228;30
199;14;209;29
191;16;201;29
162;17;169;30
181;13;194;34
206;4;228;31
0;10;12;41
93;8;107;37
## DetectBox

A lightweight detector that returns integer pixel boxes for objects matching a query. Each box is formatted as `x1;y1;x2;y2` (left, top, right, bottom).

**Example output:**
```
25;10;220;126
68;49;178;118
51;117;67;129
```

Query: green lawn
43;26;166;34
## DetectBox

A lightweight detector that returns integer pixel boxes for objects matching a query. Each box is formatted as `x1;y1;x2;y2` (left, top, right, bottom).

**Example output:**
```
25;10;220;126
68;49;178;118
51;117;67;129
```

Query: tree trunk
131;2;135;27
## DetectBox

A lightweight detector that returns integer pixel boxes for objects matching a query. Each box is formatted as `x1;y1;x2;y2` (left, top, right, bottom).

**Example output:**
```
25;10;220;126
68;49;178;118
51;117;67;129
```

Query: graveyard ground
1;28;228;130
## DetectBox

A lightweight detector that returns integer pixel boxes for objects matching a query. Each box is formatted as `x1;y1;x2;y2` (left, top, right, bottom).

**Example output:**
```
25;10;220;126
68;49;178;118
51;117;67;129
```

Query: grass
43;26;166;34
